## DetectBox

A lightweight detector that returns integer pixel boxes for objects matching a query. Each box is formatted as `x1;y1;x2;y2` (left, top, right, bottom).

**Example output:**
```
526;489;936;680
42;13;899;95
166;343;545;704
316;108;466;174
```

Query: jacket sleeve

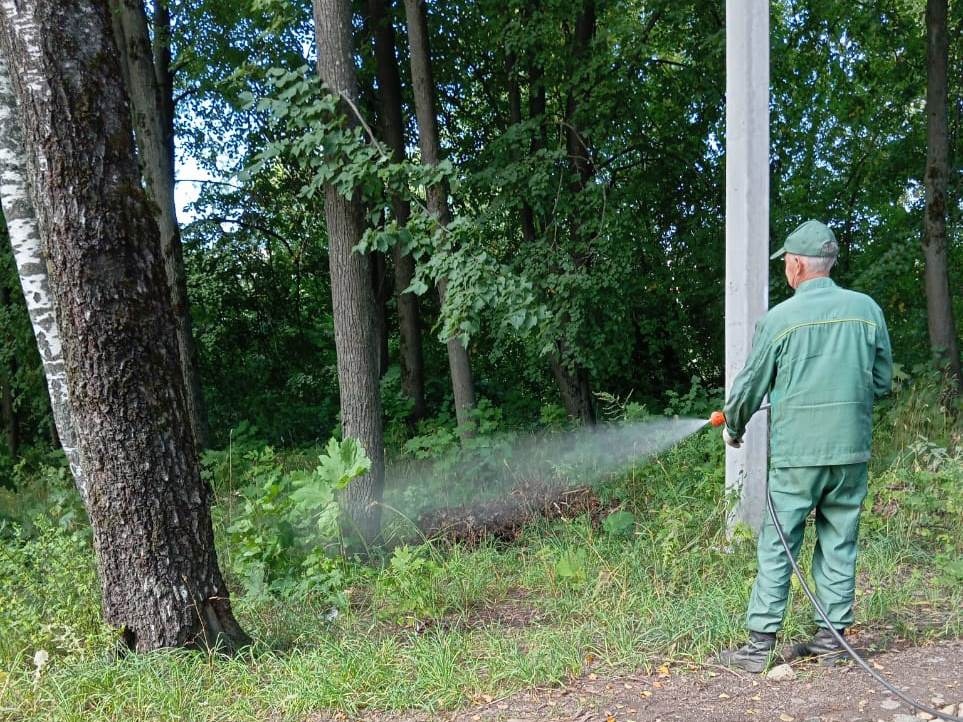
872;309;893;399
723;315;778;439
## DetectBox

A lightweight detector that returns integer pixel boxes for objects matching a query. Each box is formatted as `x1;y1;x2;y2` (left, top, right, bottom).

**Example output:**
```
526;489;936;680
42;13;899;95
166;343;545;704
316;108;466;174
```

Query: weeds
0;378;960;720
207;436;370;601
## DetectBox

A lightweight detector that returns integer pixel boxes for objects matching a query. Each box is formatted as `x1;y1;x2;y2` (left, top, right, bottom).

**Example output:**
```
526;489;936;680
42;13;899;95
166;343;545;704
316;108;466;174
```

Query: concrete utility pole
725;0;769;534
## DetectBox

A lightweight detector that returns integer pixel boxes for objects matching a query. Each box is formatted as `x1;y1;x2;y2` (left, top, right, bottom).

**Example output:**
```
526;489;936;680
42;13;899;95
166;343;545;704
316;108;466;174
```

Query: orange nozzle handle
709;410;726;428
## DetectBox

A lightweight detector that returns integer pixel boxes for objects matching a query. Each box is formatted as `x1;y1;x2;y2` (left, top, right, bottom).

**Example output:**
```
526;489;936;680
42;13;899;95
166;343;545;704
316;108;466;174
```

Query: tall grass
1;379;960;721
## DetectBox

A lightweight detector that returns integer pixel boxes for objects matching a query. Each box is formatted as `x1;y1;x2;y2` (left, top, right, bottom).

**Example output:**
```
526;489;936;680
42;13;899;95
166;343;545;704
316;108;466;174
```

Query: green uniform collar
794;276;836;294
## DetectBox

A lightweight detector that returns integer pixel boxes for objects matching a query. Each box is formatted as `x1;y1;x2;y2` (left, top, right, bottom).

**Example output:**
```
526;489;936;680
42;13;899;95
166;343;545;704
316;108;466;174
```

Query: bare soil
312;639;963;722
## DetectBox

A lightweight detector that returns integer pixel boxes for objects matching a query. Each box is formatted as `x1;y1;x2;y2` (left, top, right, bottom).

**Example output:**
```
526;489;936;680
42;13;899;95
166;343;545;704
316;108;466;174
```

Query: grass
1;385;961;721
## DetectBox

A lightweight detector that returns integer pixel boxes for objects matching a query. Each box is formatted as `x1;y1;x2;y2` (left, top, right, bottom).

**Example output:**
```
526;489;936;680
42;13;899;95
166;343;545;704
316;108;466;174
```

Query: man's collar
794;276;836;294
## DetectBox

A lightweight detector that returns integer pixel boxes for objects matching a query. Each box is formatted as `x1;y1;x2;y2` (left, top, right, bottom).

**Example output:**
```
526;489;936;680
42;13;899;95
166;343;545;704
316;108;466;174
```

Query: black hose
766;487;962;722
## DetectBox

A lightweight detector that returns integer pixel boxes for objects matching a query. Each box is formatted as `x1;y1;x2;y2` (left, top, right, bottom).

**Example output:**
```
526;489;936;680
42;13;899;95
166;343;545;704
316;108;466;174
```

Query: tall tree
403;0;477;432
0;56;87;500
368;0;428;423
503;5;592;424
923;0;961;394
0;0;248;651
312;0;386;542
551;0;598;426
110;0;209;447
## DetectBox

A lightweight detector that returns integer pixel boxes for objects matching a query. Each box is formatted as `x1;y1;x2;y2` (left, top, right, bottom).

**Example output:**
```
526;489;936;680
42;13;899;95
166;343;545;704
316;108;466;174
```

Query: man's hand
723;427;743;449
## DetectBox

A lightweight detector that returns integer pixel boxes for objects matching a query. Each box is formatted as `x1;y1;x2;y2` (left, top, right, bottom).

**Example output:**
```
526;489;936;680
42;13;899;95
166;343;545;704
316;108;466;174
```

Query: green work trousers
746;463;868;634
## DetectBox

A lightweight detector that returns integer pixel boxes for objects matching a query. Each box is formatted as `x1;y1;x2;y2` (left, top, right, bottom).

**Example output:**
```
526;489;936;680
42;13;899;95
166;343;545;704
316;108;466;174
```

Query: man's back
724;277;893;468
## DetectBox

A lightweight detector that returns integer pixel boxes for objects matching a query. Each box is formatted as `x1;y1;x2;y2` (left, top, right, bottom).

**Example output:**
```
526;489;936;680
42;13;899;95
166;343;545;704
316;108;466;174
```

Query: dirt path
322;640;963;722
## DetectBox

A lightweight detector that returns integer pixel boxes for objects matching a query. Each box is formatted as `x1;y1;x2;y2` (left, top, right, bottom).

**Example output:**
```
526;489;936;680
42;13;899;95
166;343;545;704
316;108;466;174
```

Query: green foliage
307;437;371;493
538;402;570;429
185;216;339;445
162;0;961;452
595;391;653;423
380;364;416;448
401;411;460;461
872;365;962;470
0;520;111;663
244;67;399;203
0;240;53;471
221;446;297;594
243;61;553;355
212;436;370;600
662;376;722;418
402;399;505;463
371;543;503;626
373;545;443;622
0;454;85;534
552;547;590;585
601;509;636;537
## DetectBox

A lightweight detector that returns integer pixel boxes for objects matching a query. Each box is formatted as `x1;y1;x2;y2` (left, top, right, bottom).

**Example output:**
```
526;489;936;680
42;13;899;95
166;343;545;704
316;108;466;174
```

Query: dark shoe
780;627;847;666
717;631;777;673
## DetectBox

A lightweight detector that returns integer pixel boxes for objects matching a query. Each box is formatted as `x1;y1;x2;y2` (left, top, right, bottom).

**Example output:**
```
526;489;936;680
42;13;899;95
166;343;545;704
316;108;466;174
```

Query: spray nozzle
708;411;726;428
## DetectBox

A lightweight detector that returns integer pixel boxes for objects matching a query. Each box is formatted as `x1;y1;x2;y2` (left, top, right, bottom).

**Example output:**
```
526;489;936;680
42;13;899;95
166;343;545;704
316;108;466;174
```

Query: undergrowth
0;376;960;721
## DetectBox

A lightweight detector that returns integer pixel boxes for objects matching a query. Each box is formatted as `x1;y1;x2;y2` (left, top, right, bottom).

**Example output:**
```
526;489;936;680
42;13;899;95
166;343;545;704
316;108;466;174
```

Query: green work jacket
724;277;893;468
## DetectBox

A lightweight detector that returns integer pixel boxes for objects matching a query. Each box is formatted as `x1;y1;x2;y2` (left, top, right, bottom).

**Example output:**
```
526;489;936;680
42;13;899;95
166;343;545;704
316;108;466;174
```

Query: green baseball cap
770;220;839;260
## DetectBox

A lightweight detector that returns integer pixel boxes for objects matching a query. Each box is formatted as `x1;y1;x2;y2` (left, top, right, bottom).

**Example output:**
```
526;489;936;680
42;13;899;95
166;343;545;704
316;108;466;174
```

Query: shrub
0;520;111;663
211;436;370;601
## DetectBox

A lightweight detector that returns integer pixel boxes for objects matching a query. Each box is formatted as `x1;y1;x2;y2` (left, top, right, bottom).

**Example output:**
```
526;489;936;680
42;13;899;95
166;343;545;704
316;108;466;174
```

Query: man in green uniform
718;220;893;673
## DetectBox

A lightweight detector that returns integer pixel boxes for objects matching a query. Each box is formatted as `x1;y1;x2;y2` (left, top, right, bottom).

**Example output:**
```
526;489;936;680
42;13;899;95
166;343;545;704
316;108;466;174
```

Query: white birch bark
0;0;249;651
0;52;86;503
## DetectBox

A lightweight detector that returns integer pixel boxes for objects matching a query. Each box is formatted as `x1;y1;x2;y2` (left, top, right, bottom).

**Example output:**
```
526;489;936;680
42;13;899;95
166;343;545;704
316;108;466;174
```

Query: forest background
3;0;960;461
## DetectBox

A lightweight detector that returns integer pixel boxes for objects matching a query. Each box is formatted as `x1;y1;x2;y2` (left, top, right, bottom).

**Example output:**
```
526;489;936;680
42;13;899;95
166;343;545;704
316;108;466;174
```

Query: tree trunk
507;50;537;244
511;38;593;424
110;0;209;448
923;0;961;394
0;285;17;456
1;370;15;457
403;0;476;433
313;0;386;543
0;54;87;500
529;55;547;151
152;0;175;142
565;1;597;190
0;0;248;652
550;352;595;426
368;0;427;423
371;248;391;378
554;0;597;425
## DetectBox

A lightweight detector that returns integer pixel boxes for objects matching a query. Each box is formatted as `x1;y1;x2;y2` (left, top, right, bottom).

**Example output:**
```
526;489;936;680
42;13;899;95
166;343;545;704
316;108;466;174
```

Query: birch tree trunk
368;0;427;423
110;0;209;447
313;0;386;543
403;0;477;433
0;0;248;652
923;0;961;395
0;54;87;501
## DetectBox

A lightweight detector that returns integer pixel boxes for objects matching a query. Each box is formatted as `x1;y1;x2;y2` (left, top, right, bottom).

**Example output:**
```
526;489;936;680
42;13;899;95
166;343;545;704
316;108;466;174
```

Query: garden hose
710;410;963;722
